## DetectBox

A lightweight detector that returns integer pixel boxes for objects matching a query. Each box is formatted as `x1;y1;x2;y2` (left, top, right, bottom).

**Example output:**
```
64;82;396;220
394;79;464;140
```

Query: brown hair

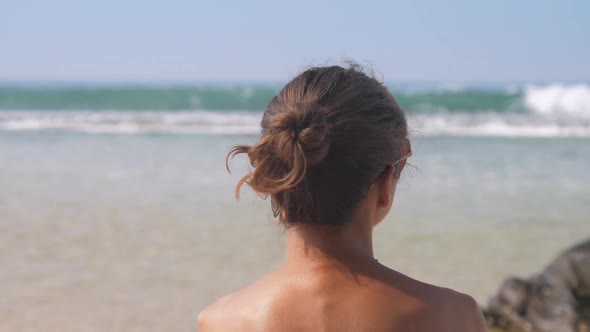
227;64;408;225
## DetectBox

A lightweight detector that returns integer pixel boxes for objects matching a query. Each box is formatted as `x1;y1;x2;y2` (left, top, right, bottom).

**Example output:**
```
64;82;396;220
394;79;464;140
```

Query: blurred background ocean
1;1;589;331
1;83;590;136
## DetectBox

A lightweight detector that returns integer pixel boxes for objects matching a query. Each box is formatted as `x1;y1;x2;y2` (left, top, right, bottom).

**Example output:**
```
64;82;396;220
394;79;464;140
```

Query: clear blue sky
1;0;588;83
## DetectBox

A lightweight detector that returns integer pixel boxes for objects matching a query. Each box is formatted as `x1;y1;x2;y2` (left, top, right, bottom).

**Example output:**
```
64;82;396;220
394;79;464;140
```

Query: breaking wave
0;83;588;137
1;109;589;137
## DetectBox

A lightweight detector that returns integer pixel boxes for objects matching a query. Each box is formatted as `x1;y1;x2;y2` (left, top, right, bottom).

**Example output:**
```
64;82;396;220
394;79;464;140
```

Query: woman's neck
283;216;375;269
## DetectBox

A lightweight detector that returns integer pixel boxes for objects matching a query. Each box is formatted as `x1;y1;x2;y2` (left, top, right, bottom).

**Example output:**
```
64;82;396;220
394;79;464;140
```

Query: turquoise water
0;85;520;111
0;85;279;111
1;83;589;137
1;84;589;331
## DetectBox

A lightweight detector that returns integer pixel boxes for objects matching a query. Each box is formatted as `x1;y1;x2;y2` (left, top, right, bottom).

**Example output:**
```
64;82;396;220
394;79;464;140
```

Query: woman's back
199;65;487;331
199;258;485;331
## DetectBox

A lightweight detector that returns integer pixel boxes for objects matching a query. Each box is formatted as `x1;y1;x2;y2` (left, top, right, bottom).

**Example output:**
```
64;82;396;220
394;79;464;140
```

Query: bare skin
199;142;488;331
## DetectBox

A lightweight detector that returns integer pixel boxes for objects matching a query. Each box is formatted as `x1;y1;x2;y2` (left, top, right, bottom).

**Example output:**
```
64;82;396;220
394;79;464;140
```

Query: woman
199;65;487;331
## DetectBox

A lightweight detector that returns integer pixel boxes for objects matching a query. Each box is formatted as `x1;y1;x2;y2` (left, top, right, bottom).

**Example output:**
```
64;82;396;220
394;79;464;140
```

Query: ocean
1;83;590;136
1;83;589;331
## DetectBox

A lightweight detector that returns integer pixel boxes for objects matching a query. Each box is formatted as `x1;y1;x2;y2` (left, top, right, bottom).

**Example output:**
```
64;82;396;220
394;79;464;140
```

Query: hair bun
270;102;330;166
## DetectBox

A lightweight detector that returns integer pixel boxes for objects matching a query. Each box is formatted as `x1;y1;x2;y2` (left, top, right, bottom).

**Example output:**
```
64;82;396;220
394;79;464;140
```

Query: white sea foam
0;110;262;135
1;109;590;137
524;84;590;117
411;113;590;137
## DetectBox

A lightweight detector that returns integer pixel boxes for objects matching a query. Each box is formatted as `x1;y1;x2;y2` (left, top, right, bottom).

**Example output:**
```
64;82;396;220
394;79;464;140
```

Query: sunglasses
368;151;412;189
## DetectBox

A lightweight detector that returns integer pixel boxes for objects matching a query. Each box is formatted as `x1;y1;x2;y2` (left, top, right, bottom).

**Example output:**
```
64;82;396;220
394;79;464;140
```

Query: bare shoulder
197;292;239;332
444;289;488;331
197;275;277;332
420;286;488;332
380;268;487;331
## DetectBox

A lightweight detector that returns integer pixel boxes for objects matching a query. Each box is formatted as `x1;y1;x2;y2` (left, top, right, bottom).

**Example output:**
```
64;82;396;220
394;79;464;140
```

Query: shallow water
1;132;588;331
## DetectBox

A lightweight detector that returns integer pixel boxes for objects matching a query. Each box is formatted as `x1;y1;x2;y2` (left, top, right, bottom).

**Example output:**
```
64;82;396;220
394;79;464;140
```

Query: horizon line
0;78;588;87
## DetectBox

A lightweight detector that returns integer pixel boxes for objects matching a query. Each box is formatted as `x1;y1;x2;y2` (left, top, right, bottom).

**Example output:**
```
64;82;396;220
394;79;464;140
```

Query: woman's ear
394;139;412;179
372;166;396;226
374;138;411;225
377;166;395;209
